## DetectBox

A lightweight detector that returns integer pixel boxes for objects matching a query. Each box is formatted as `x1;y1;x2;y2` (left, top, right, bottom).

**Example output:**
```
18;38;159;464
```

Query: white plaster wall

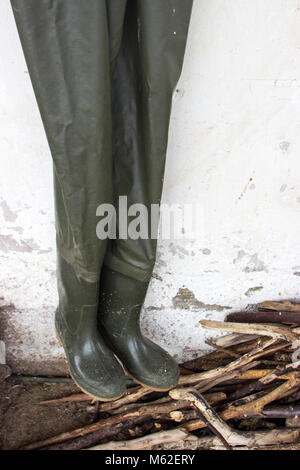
0;0;300;375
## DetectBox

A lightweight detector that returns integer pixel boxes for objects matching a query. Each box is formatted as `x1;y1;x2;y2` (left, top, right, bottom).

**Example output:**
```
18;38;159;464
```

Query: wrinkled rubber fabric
11;0;193;322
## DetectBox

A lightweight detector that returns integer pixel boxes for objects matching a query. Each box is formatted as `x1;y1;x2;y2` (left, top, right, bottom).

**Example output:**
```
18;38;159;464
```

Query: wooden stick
170;388;247;449
180;337;263;371
227;360;300;401
199;320;299;343
258;300;300;313
44;415;152;451
40;385;153;407
106;396;171;415
40;393;91;404
86;419;300;450
28;389;226;450
180;338;286;389
263;405;300;418
205;338;240;358
215;333;259;348
21;411;153;450
194;361;261;394
86;429;191;451
226;310;300;326
184;372;300;432
153;429;300;450
169;405;300;423
233;369;275;380
107;391;226;416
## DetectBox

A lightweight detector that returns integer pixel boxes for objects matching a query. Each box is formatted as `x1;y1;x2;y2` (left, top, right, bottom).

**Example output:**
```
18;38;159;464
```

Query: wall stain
245;286;264;297
280;184;287;193
237;177;253;201
172;287;231;312
146;305;164;311
233;250;267;273
0;201;18;222
279;141;290;153
0;302;16;312
168;243;189;259
233;250;247;263
10;227;24;234
0;234;52;254
152;272;163;282
243;253;267;273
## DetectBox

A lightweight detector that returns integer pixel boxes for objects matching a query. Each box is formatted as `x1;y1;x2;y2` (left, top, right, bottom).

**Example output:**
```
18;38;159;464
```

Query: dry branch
169;388;247;449
181;337;263;371
215;333;259;348
86;424;300;451
259;300;300;313
199;319;299;343
87;429;191;451
227;361;300;401
153;428;300;451
184;373;300;433
23;298;300;451
226;311;300;326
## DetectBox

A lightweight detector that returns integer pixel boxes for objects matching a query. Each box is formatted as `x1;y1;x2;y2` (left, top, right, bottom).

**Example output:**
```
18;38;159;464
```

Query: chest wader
11;0;193;400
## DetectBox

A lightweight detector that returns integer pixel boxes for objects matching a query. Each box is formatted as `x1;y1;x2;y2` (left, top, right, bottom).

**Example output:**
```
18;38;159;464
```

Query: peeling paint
172;287;231;312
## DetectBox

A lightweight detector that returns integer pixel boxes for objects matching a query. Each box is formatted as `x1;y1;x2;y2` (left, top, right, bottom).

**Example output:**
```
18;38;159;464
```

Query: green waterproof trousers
11;0;193;398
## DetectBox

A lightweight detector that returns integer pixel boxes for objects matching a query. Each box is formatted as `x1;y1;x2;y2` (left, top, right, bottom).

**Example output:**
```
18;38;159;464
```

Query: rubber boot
98;266;180;391
55;256;126;401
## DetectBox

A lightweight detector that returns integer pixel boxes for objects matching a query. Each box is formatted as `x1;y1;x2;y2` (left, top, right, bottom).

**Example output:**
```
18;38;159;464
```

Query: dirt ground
0;376;94;450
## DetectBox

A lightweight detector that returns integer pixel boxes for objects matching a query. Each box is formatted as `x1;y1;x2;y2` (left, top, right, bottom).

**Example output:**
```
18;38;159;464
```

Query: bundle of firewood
23;300;300;450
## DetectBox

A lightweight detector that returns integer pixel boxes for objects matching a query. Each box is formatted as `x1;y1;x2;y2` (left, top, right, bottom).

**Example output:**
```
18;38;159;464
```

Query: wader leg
11;0;128;400
99;0;193;390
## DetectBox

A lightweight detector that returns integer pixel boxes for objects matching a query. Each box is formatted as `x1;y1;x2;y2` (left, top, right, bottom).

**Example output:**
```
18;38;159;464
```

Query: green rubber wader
11;0;193;395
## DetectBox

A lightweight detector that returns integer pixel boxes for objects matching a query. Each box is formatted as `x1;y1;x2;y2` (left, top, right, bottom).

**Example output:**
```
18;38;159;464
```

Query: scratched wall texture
1;1;300;375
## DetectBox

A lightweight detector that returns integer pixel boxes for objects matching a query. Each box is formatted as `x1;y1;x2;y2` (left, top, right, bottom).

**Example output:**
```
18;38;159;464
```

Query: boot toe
125;339;180;391
136;359;179;391
69;357;126;401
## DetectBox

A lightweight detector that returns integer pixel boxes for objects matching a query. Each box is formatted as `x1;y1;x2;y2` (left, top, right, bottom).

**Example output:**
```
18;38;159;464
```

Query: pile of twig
23;300;300;450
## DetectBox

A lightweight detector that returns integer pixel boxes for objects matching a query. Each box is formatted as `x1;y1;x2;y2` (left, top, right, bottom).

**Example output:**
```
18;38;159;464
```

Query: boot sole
122;365;179;392
55;329;125;402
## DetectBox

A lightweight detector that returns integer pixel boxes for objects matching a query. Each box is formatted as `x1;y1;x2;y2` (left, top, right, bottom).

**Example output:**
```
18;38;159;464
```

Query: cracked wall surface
1;1;300;375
